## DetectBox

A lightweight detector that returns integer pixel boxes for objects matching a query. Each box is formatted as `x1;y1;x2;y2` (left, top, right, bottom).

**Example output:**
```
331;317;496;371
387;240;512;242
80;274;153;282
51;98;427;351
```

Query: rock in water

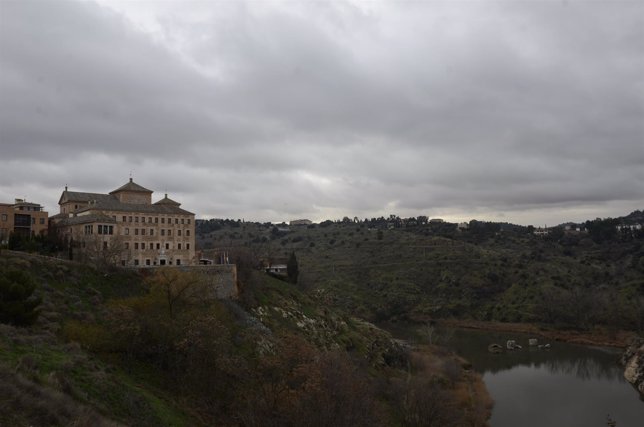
620;337;644;400
488;343;503;354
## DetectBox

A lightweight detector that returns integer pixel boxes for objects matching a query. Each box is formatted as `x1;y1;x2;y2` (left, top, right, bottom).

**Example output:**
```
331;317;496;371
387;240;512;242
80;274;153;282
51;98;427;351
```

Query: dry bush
0;366;121;427
400;377;462;427
238;336;383;427
62;321;115;353
291;351;381;427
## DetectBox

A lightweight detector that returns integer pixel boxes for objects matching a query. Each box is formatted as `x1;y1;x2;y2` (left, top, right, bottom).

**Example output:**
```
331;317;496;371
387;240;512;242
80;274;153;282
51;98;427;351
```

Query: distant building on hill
563;224;588;234
265;264;288;276
290;219;312;226
0;199;49;244
533;227;550;237
50;179;195;267
616;224;642;231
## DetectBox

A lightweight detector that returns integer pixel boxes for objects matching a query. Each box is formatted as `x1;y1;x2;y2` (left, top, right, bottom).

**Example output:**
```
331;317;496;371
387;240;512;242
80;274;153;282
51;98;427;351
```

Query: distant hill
197;211;644;333
623;210;644;223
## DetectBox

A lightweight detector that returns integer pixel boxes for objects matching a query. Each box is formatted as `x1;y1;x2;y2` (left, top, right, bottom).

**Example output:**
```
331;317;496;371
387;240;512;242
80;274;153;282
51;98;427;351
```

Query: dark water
385;325;644;427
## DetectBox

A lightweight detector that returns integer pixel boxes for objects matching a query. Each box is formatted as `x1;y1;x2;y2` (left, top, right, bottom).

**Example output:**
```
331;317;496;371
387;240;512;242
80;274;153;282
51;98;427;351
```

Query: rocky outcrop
620;337;644;399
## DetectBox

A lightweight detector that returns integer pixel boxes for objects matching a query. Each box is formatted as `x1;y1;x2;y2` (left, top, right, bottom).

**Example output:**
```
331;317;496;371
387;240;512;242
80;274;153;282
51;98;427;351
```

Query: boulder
620;337;644;400
488;343;503;354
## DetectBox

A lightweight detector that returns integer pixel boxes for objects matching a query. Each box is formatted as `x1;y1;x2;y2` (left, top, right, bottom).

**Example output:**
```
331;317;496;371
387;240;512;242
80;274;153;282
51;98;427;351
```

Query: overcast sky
1;0;643;225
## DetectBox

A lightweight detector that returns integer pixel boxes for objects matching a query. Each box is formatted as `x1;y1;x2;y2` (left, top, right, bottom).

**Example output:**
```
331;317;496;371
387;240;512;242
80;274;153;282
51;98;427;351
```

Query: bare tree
72;232;128;271
145;269;202;319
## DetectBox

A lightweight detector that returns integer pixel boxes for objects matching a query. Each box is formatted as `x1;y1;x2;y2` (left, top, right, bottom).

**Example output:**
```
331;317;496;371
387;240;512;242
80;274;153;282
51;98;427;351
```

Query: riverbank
435;319;637;348
405;344;493;427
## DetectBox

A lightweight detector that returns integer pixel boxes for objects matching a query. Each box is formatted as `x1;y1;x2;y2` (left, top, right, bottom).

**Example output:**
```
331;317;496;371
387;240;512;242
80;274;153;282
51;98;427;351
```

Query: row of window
98;225;114;235
124;228;190;237
125;242;191;251
121;215;191;225
84;224;114;235
1;214;45;225
125;259;182;266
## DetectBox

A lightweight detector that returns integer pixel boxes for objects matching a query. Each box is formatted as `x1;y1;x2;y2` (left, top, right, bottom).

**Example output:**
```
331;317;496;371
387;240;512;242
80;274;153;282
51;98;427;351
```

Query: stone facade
51;179;196;267
0;199;48;244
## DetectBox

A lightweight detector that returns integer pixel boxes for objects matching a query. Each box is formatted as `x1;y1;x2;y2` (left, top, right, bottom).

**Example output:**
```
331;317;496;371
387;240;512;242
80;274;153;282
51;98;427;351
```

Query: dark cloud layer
1;0;642;224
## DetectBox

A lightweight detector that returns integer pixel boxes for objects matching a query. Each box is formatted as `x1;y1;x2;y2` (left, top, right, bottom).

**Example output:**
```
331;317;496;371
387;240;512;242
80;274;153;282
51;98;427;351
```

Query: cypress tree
287;251;299;284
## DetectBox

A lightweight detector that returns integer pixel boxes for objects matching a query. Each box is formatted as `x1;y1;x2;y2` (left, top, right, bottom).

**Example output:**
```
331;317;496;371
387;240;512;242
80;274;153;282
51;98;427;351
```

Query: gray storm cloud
0;0;642;224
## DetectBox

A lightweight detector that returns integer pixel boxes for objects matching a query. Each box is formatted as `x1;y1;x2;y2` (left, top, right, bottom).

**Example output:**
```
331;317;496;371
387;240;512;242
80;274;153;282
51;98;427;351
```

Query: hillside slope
198;216;644;333
0;252;491;426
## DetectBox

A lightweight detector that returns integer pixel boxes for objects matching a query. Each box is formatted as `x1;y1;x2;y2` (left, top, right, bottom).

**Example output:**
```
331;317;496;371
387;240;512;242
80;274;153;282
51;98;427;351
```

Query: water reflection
381;324;643;427
444;329;623;382
440;329;644;427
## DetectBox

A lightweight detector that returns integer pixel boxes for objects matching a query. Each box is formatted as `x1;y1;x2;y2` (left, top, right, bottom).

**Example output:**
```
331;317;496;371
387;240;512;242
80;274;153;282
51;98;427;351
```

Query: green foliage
197;216;644;332
585;217;619;243
7;233;63;255
0;268;41;326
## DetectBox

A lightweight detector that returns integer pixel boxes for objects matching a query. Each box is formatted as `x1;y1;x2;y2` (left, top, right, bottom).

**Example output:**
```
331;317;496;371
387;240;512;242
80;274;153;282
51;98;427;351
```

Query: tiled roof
58;191;112;205
76;197;193;215
154;194;181;206
109;179;153;194
56;213;116;226
14;201;41;207
56;181;193;216
49;213;68;220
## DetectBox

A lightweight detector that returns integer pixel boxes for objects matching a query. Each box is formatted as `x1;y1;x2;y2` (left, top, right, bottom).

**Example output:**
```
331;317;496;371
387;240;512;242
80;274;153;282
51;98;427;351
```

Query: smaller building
0;199;48;244
564;224;587;234
533;227;550;237
616;224;642;231
265;264;288;275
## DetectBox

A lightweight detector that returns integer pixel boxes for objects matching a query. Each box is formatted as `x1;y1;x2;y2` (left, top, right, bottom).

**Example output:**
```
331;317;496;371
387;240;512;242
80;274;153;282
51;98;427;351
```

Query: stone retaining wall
178;264;239;299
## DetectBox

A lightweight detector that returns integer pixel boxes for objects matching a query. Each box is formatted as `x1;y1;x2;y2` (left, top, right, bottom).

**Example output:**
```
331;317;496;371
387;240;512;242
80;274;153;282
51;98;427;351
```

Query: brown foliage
238;334;382;427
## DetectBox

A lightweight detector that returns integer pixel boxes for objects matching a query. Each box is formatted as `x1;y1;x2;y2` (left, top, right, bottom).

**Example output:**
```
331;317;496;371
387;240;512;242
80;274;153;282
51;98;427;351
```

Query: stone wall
179;264;239;299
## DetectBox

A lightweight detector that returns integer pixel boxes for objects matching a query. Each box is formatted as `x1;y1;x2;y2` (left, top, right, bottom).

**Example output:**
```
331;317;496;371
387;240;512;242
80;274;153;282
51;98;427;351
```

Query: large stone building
0;199;49;244
51;179;195;267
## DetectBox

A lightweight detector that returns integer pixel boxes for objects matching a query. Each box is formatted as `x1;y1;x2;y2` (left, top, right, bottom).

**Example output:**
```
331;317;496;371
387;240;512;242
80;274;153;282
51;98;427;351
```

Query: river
386;324;643;427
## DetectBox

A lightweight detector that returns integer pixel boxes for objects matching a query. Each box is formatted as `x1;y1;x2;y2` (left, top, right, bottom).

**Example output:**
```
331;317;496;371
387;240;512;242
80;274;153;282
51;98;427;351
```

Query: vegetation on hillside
197;211;644;335
0;252;490;426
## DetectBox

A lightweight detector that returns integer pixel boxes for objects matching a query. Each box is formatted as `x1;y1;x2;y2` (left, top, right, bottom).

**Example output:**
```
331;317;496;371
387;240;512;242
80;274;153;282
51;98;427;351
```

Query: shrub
0;268;41;326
